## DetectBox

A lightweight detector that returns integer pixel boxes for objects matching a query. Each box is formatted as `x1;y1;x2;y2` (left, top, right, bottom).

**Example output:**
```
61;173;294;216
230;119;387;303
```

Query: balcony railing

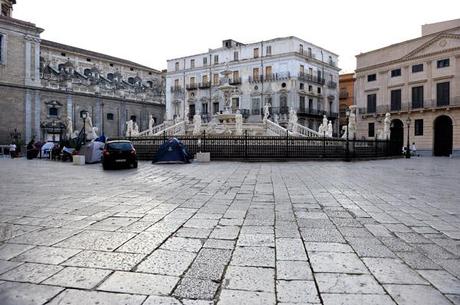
297;49;315;59
229;77;242;85
170;86;184;93
358;97;460;114
248;72;291;83
327;81;337;89
186;83;198;91
298;72;325;85
339;90;349;99
198;82;211;89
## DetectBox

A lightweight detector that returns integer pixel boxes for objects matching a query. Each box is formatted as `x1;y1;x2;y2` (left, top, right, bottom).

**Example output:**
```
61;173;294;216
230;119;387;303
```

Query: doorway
390;119;404;155
433;115;453;156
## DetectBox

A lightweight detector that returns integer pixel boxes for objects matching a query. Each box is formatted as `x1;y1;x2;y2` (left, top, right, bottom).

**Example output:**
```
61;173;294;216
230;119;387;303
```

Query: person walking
411;142;417;157
9;142;16;159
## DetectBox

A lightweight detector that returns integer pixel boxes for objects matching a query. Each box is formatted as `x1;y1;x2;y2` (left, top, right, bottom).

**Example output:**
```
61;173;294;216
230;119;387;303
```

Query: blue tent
153;138;192;164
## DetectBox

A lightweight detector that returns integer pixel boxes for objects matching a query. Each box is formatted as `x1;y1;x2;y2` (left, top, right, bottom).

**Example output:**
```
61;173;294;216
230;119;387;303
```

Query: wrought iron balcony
339;90;349;99
327;81;337;89
297;49;315;59
186;83;198;91
170;86;184;93
298;72;325;85
198;82;211;89
248;72;291;83
358;98;460;115
229;77;242;85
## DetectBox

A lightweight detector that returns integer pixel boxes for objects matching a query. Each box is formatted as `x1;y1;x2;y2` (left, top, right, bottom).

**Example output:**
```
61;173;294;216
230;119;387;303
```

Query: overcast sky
14;0;460;73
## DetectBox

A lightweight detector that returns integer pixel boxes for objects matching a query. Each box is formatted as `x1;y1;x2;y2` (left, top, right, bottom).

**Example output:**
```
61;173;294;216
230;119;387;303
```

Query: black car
101;140;138;170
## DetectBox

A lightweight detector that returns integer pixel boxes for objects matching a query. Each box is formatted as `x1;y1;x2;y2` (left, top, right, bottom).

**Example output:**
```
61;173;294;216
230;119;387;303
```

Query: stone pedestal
195;152;210;162
73;155;85;165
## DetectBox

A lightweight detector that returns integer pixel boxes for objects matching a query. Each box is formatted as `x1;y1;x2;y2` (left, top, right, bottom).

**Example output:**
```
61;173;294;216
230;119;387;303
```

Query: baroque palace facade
355;19;460;157
166;37;340;134
0;0;165;144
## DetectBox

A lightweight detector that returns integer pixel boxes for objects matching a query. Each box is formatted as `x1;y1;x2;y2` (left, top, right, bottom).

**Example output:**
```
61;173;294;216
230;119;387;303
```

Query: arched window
107;73;114;81
84;69;91;77
128;77;135;85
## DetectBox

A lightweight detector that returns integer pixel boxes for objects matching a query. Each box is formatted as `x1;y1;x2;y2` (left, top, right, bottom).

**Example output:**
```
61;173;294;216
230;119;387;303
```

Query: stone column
67;93;73;124
34;90;41;141
25;40;31;82
25;89;32;143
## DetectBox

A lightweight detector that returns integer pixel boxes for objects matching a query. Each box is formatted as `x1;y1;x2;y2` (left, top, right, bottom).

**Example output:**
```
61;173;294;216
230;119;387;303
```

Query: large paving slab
0;158;459;304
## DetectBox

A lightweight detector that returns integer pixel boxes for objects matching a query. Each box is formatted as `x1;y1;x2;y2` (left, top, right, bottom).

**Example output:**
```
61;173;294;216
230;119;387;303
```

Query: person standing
9;142;16;159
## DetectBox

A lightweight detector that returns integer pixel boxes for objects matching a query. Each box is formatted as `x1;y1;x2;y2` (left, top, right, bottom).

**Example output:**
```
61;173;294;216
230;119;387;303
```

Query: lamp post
405;116;411;159
80;110;88;145
345;108;350;162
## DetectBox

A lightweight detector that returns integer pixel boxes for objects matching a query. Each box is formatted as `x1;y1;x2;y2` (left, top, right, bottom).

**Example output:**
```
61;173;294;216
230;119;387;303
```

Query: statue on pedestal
327;120;333;137
148;115;155;135
235;110;243;136
383;112;391;140
85;116;98;140
193;113;202;135
125;120;134;137
132;122;139;136
263;102;271;123
65;116;73;139
348;110;357;139
288;108;298;133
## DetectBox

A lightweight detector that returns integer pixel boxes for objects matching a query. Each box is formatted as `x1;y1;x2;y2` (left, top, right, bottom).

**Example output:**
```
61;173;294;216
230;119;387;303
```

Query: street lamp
345;108;350;161
80;110;88;145
405;116;411;159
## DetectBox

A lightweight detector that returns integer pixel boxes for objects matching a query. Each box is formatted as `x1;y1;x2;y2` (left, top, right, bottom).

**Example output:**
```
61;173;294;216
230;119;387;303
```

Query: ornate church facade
0;0;165;144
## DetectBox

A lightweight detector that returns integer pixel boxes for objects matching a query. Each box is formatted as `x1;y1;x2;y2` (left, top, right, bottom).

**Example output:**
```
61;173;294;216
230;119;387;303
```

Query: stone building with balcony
355;19;460;156
338;73;355;130
0;0;165;144
165;37;340;133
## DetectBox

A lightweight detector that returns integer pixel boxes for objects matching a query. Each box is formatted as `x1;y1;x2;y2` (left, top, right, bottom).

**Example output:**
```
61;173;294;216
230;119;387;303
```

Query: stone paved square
0;158;459;304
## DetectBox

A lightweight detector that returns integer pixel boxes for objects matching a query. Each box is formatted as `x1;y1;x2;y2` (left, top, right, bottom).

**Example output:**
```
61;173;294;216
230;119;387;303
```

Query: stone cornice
0;81;165;107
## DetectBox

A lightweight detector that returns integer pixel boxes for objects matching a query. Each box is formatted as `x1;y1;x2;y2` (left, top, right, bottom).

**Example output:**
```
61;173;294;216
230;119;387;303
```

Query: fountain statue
348;109;357;139
383;112;391;139
125;120;134;137
132;122;139;136
327;120;333;137
288;108;298;133
193;113;202;135
65;116;73;139
235;110;243;136
273;113;279;125
263;102;271;123
148;115;155;135
84;116;98;140
218;63;235;114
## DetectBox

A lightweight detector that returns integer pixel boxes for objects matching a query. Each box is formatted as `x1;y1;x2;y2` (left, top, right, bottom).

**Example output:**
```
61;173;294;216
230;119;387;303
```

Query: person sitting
26;139;39;160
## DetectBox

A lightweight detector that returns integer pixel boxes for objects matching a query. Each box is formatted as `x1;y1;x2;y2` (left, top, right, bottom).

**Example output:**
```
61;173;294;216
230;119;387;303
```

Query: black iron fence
113;132;401;161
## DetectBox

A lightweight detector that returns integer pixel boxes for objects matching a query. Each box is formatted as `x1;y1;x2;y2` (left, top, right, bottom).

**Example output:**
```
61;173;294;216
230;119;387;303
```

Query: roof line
40;39;162;73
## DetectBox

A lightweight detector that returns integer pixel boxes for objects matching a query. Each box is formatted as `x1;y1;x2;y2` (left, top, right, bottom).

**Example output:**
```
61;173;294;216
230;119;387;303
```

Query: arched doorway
433;115;453;156
390;119;404;155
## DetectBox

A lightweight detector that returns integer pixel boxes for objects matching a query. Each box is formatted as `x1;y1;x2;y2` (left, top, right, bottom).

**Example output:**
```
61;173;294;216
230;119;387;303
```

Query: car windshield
107;142;133;151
